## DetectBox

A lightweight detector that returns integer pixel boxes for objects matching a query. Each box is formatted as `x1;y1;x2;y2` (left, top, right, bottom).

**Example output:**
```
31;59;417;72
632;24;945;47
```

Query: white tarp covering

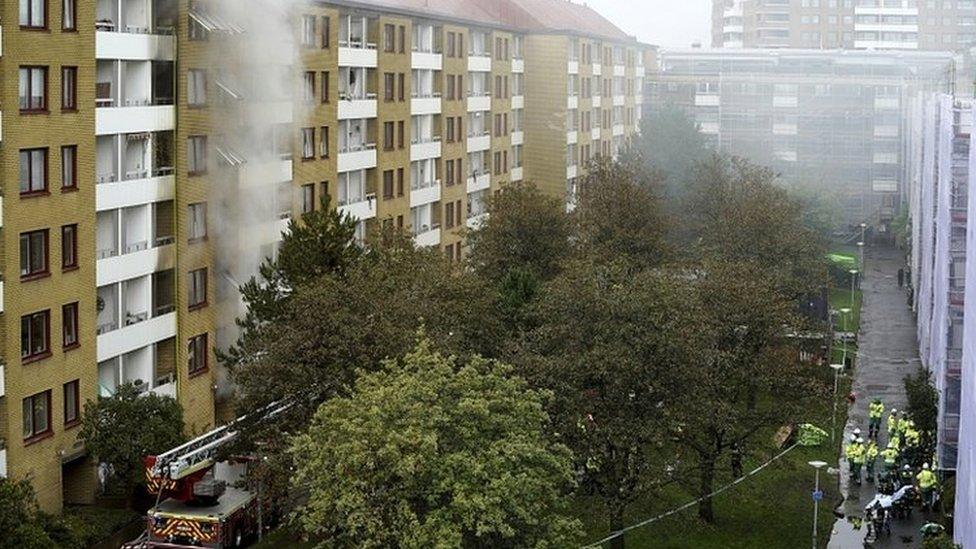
917;98;938;365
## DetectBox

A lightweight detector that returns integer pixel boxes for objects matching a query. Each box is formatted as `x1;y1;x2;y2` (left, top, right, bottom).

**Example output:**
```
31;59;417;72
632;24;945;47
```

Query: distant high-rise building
712;0;976;51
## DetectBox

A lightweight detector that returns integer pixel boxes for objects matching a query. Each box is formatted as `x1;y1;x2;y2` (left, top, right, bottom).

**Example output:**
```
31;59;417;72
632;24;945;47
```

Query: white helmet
854;428;862;435
857;437;864;444
892;409;898;414
923;463;930;470
850;434;857;442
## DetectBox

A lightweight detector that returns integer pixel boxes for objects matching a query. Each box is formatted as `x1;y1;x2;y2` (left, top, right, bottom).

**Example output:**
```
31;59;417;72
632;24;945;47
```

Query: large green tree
78;384;185;498
0;478;56;548
289;339;582;548
636;105;709;195
520;260;701;548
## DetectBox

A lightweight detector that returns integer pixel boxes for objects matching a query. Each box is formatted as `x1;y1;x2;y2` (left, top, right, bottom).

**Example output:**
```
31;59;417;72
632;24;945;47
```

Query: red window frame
20;147;49;196
61;145;77;190
20;229;50;281
19;66;48;112
188;333;209;377
61;66;77;110
21;309;52;364
61;224;78;270
188;268;208;311
23;390;53;445
62;302;79;350
63;380;80;428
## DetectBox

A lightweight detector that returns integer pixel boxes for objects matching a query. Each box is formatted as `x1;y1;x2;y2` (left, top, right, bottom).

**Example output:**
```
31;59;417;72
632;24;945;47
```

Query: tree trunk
697;455;716;523
609;502;626;549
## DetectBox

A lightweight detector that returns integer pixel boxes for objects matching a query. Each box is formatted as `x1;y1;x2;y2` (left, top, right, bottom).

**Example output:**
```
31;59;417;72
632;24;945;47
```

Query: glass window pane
23;398;33;437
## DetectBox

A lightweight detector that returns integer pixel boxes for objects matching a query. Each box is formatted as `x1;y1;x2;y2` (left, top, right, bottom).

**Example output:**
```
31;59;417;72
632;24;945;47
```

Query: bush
904;369;939;460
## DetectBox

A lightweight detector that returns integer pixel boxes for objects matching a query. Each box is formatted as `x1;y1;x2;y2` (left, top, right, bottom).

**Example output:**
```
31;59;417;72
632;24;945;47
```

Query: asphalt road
828;246;933;549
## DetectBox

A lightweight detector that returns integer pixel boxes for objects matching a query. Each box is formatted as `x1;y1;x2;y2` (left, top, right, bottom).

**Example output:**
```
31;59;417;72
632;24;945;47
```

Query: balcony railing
338;142;377;154
411;178;440;191
411;135;441;145
339;91;378;101
124;310;149;327
154;303;176;316
99;166;174;184
411;91;442;99
124;240;149;254
467;130;490;139
338;192;376;208
413;222;441;236
338;39;377;49
467;90;492;98
97;321;118;335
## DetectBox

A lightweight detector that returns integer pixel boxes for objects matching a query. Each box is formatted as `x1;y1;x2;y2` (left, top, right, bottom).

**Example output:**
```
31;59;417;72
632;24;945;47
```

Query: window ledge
61;186;79;194
21;272;52;283
188;367;210;380
20;190;52;199
24;431;54;447
63;342;80;352
22;351;53;365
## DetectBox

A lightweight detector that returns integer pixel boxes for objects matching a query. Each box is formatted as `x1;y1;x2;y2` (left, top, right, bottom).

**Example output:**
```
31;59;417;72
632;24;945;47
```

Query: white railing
338;142;377;154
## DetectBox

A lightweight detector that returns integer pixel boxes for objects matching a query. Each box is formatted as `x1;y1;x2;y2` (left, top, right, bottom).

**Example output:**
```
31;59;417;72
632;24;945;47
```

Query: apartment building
650;48;952;227
0;0;647;512
713;0;976;51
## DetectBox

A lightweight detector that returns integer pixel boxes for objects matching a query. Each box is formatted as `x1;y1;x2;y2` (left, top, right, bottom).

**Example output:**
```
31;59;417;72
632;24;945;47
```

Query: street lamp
809;460;829;549
839;307;852;370
857;239;866;273
829;363;844;442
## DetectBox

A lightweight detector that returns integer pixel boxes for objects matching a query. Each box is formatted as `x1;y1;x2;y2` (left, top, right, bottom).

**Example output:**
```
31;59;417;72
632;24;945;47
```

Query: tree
574;156;669;269
221;195;362;368
904;369;940;462
465;181;572;285
636;105;709;195
0;478;56;548
668;260;828;523
79;384;185;498
519;260;700;548
289;339;582;548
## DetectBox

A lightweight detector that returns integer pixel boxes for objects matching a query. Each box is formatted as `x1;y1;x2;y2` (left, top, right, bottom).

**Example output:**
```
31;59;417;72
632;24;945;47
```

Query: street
828;247;932;548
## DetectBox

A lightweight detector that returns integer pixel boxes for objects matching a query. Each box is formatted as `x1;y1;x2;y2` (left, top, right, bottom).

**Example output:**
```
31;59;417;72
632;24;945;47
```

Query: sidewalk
828;247;927;548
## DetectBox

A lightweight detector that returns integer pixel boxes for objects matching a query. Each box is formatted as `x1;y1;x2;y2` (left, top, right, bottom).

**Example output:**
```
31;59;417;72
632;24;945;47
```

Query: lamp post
857;239;865;273
839;307;852;370
809;460;829;549
830;363;844;442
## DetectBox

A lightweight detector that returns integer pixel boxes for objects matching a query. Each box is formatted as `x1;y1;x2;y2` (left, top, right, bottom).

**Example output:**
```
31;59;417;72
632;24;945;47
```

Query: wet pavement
827;247;933;549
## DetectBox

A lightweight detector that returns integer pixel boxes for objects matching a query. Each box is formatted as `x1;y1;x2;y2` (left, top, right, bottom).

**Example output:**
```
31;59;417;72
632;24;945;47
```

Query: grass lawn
830;286;862;366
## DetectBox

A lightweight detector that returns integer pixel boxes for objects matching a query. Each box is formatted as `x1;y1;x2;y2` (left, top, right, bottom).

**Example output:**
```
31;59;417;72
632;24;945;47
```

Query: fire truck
124;404;287;548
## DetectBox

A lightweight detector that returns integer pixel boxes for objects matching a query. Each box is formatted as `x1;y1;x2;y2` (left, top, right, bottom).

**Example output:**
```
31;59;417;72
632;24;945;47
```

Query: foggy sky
581;0;712;48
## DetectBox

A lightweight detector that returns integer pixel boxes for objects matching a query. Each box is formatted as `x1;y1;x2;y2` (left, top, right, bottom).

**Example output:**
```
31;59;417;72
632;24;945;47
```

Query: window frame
62;0;76;30
61;66;77;110
61;223;78;270
62;302;79;350
319;126;330;158
187;68;207;107
61;145;77;191
63;380;80;428
19;66;48;112
20;229;50;281
301;183;315;214
187;135;208;176
321;16;331;48
21;309;52;364
23;390;53;444
301;127;315;160
187;202;208;243
188;267;208;311
187;333;209;377
20;147;49;196
20;0;48;29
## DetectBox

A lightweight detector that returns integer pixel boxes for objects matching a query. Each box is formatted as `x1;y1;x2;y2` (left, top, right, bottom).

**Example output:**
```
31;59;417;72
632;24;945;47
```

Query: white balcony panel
415;228;441;247
511;131;524;146
96;32;175;61
695;94;719;107
467;95;491;112
613;95;626;107
248;100;293;127
512;59;524;73
854;40;917;50
0;448;6;478
338;99;377;120
568;96;579;110
410;184;441;207
97;175;175;211
339;195;377;221
410;140;441;161
239;160;292;188
612;124;625;137
151;382;176;398
467;174;490;193
467;134;491;152
592;64;602;76
0;364;5;398
411;52;442;70
468;55;492;72
773;123;798;136
411;97;441;115
874;125;899;138
591;127;601;140
855;23;918;33
467;213;487;230
97;312;176;362
339;47;378;67
338;148;377;172
854;6;917;15
511;167;523;181
875;97;900;110
592;96;602;108
567;165;578;179
773;96;798;108
568;60;579;74
96;106;174;136
614;65;625;77
511;95;524;109
567;131;578;145
97;244;176;287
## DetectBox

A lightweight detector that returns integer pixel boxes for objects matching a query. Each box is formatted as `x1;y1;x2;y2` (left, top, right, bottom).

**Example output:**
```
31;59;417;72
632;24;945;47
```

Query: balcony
338;193;377;222
98;333;178;395
511;167;523;182
612;124;625;137
410;137;441;161
567;165;578;179
411;94;441;115
568;60;579;74
467;173;490;193
592;95;602;108
0;444;6;478
0;363;4;398
512;131;524;146
567;95;579;110
339;45;378;67
97;105;174;135
467;132;490;152
567;131;578;145
614;65;625;77
512;59;525;73
468;55;492;72
410;180;441;207
337;143;377;172
414;225;442;248
591;126;601;140
411;51;442;71
467;93;492;113
338;95;378;119
593;64;602;76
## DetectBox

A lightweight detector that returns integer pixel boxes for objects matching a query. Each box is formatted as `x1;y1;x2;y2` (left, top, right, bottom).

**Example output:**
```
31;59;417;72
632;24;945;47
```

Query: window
62;302;78;349
319;126;330;158
188;12;207;40
398;73;405;101
23;391;52;442
321;71;330;103
61;224;77;269
20;0;46;28
63;381;79;426
188;69;206;106
446;157;455;185
398;120;405;149
188;136;207;175
19;66;48;111
384;121;395;150
301;127;315;159
397;167;405;197
384;24;395;52
384;73;395;101
188;334;209;375
321;16;330;48
301;15;316;47
62;0;75;29
398;25;406;53
303;71;315;102
61;145;76;190
445;201;455;229
21;310;51;362
188;268;208;309
383;170;394;199
20;230;49;279
301;184;315;214
61;66;77;110
188;202;207;242
20;148;48;195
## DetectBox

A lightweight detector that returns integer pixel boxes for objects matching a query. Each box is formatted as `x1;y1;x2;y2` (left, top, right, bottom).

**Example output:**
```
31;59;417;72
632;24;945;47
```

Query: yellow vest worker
881;445;898;467
917;468;938;490
869;401;884;419
887;410;899;434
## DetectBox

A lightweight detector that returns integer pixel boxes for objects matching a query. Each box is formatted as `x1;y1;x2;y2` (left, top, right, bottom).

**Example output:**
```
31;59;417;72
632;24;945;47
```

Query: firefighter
898;415;912;437
881;442;899;473
917;463;939;511
900;464;915;488
847;437;866;485
904;425;921;466
887;409;900;439
869;398;885;438
865;439;879;482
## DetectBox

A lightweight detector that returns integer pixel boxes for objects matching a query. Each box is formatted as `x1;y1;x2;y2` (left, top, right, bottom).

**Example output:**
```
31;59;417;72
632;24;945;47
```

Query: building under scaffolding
649;48;954;229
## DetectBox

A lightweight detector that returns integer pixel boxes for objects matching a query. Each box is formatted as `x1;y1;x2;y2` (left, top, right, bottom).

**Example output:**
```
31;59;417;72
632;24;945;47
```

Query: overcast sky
582;0;712;48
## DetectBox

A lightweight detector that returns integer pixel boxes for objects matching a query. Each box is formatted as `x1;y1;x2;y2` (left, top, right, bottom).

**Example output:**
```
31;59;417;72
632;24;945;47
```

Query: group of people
844;398;940;509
